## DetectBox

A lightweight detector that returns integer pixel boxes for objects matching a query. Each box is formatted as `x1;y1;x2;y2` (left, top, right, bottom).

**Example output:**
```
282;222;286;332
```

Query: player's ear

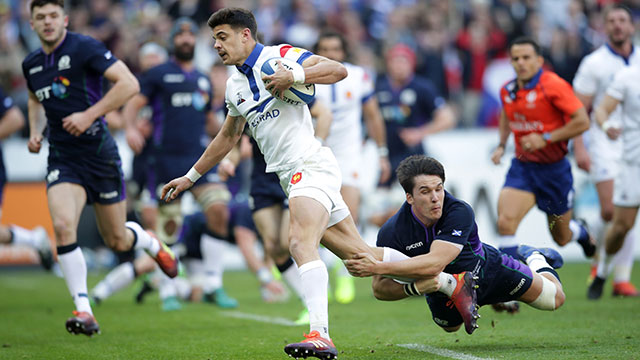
64;15;69;28
406;192;413;205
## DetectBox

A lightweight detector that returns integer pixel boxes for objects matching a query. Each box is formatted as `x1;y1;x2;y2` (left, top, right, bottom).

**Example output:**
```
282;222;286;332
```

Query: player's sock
57;243;92;315
299;260;329;339
523;252;548;273
596;246;613;279
437;272;457;297
92;261;136;301
174;277;192;300
613;231;635;283
569;219;587;243
126;221;160;256
9;225;40;248
278;257;305;301
499;235;519;258
201;234;225;293
158;270;177;299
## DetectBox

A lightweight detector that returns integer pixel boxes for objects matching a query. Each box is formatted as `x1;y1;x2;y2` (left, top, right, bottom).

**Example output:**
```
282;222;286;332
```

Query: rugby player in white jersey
589;59;640;299
161;8;478;359
572;4;640;298
314;31;391;304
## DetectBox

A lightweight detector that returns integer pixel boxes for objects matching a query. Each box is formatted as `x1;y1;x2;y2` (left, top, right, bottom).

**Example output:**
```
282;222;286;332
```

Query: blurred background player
490;37;593;260
0;87;53;270
369;43;456;227
572;4;639;298
313;31;391;304
588;59;640;299
89;42;168;308
22;0;177;336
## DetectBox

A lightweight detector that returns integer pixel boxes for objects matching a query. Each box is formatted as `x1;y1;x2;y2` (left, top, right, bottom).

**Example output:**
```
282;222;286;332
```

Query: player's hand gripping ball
261;57;315;105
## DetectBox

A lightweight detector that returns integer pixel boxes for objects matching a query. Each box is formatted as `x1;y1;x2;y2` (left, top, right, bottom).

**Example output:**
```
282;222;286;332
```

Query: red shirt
500;70;583;163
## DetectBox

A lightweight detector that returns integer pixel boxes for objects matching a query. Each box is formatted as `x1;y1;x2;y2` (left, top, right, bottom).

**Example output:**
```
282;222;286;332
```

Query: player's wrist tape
185;167;201;183
601;121;613;132
257;267;274;285
291;64;306;84
403;282;421;297
377;146;389;157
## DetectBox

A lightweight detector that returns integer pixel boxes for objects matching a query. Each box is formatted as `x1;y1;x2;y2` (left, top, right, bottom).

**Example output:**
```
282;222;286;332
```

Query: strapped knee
197;187;231;211
157;202;183;245
528;275;558;311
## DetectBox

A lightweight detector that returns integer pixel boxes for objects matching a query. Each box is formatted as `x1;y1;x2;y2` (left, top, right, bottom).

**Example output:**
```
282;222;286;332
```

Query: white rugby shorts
277;146;350;227
586;128;622;183
613;162;640;207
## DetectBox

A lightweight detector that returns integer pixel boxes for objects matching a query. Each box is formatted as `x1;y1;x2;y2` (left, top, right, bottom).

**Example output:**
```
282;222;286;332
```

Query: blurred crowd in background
1;0;640;130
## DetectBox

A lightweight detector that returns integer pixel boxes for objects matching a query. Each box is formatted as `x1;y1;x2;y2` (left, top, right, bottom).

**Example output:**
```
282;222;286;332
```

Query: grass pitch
1;262;639;359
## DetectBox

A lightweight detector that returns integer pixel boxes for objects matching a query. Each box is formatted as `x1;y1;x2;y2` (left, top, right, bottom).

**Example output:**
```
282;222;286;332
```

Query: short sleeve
544;73;583;115
82;37;118;75
434;202;474;247
139;68;158;99
360;69;375;103
225;82;241;117
278;44;313;65
572;57;597;96
376;221;397;249
605;68;628;101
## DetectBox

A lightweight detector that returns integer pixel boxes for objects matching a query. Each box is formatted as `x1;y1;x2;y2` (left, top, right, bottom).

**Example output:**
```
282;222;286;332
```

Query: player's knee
600;207;614;222
52;218;75;242
204;204;229;236
496;214;517;234
528;275;561;310
104;231;129;252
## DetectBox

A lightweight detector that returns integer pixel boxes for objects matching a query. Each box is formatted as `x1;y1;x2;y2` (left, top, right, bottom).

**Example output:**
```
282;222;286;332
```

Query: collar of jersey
605;42;634;65
522;68;542;90
237;43;264;73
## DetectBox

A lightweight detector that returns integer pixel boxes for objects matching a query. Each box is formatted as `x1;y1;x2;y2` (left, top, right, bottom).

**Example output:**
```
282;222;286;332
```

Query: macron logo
406;241;423;251
104;51;112;60
452;229;462;237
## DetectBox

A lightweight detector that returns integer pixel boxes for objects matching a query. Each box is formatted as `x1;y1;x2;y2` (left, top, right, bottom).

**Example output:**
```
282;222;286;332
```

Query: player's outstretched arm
345;240;460;279
161;114;246;202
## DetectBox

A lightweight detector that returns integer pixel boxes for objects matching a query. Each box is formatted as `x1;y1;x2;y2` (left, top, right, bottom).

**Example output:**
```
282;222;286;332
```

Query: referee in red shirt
491;37;596;259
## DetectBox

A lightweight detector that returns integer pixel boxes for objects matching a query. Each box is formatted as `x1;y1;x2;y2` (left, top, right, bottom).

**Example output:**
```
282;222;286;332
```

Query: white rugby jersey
225;43;321;172
573;44;640;148
606;65;640;165
315;63;374;154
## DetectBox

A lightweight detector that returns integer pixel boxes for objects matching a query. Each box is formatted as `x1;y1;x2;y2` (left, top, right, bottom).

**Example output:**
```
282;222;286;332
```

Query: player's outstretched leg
65;311;100;336
284;331;338;360
450;271;480;334
517;245;564;269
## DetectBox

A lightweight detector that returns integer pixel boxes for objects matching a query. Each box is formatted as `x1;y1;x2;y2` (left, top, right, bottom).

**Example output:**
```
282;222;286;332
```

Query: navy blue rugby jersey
139;61;213;157
376;191;485;274
375;75;445;160
22;32;118;156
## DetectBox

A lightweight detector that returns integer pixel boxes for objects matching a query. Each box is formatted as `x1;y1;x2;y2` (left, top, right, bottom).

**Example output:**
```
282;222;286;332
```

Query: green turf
1;262;639;359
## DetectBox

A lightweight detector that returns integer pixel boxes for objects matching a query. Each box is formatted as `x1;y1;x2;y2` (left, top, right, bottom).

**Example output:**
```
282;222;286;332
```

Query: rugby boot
284;331;337;359
146;231;178;278
203;288;238;308
161;296;182;311
34;226;54;271
576;219;596;258
135;279;154;304
490;300;520;314
587;276;606;300
65;311;100;336
517;245;564;269
450;271;480;334
612;282;640;297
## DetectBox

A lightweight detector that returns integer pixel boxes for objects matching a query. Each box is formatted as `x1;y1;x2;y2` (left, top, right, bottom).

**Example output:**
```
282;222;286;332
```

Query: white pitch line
223;311;300;327
398;344;495;360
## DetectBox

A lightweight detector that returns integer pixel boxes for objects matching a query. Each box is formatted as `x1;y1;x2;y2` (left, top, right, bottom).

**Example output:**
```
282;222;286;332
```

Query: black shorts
426;245;534;329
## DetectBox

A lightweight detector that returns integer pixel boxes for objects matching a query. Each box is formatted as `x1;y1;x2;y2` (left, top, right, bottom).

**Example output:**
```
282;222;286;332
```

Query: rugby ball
260;57;315;106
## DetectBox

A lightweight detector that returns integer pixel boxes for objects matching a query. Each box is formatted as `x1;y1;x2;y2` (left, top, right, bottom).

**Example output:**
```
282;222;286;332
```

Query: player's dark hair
604;4;633;22
313;31;349;59
30;0;64;13
509;36;541;55
397;155;445;195
207;8;258;41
